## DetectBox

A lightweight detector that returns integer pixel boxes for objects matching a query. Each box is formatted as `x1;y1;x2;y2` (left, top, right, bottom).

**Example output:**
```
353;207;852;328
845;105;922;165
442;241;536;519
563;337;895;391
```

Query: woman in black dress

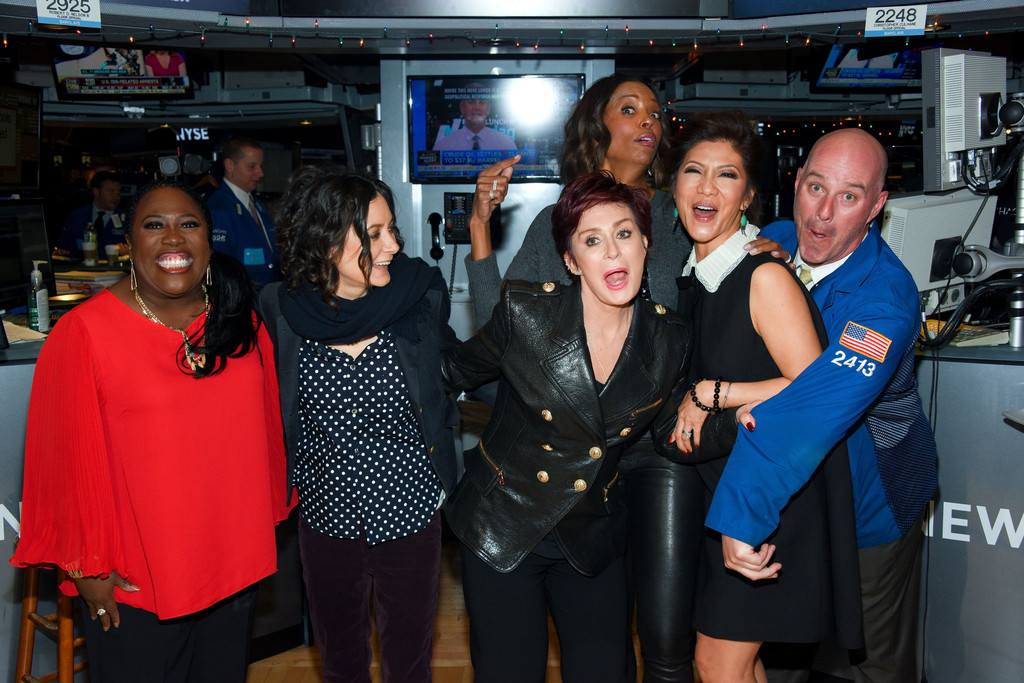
669;111;861;683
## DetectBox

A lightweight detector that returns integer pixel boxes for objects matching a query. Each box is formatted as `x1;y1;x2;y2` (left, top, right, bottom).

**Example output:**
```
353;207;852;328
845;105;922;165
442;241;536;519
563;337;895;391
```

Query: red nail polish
746;423;754;431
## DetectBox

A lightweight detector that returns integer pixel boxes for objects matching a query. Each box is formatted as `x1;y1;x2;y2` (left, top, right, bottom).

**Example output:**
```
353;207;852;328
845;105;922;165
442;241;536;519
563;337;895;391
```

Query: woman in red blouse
11;181;291;682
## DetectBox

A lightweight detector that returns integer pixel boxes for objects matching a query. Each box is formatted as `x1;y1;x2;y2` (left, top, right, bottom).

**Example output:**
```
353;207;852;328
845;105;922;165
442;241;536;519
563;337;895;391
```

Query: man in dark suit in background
55;171;126;258
208;136;279;285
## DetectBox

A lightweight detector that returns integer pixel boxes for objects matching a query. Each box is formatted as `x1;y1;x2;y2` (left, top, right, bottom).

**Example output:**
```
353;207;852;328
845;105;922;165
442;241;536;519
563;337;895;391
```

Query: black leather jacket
442;280;692;576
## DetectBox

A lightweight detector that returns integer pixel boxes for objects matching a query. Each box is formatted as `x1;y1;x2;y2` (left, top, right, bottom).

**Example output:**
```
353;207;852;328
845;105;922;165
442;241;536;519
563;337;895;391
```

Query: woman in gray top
461;74;785;682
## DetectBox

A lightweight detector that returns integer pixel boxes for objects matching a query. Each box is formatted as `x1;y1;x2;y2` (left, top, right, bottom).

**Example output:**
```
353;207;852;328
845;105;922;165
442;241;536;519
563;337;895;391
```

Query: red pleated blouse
11;289;292;619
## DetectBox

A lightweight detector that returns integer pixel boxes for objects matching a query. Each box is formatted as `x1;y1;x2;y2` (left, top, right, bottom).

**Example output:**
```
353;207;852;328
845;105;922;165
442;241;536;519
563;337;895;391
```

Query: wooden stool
15;567;88;683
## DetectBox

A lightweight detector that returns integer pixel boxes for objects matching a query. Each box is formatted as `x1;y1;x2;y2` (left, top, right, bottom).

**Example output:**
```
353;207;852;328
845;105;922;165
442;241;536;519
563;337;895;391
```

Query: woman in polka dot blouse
259;166;462;682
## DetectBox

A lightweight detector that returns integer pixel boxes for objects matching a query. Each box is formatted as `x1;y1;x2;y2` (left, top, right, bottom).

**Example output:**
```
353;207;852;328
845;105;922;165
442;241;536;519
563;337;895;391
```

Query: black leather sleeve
441;283;512;393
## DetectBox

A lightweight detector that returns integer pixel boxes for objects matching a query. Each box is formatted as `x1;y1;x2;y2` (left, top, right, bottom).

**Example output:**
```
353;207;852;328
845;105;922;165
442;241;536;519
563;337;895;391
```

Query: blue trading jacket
706;221;937;548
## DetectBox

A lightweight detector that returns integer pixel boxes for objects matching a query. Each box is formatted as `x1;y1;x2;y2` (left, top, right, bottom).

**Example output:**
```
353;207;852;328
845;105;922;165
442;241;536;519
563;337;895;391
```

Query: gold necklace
133;285;210;371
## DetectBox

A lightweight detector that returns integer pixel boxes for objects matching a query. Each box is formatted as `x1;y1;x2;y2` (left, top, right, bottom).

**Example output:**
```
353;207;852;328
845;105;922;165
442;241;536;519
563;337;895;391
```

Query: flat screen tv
52;44;193;99
0;83;41;190
408;74;584;183
814;43;924;91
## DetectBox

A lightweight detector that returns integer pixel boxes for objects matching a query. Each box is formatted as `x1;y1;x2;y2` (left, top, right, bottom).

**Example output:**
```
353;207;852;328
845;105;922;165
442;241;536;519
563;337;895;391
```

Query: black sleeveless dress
683;251;862;647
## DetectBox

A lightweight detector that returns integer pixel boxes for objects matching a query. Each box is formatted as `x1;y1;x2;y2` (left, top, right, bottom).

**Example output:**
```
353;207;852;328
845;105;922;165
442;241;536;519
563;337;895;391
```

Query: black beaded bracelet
689;377;722;414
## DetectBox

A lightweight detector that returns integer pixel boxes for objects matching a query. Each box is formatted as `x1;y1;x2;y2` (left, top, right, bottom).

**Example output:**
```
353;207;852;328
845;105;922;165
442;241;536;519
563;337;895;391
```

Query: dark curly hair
275;165;402;301
558;74;674;188
125;179;258;378
674;110;765;225
551;170;652;258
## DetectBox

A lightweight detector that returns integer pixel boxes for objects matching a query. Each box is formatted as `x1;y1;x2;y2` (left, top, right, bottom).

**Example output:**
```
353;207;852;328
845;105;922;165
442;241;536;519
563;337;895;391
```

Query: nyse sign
176;127;209;141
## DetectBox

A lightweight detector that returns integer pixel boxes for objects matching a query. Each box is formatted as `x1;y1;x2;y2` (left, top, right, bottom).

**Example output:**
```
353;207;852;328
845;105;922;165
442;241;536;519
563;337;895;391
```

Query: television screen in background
0;83;41;190
51;45;193;99
815;43;925;91
408;74;584;183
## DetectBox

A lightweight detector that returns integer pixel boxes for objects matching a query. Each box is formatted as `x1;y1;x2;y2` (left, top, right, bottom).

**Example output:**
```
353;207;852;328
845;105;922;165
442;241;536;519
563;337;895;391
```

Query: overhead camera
999;92;1024;133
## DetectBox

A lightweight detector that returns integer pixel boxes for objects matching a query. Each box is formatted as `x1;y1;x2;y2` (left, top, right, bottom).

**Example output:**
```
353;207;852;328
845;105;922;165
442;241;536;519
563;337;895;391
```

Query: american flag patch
840;322;891;362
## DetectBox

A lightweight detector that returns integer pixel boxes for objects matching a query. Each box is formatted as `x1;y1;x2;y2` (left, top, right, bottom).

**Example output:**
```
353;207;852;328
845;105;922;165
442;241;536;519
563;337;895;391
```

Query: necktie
472;135;480;150
95;211;106;232
249;195;274;252
248;196;263;228
797;264;813;287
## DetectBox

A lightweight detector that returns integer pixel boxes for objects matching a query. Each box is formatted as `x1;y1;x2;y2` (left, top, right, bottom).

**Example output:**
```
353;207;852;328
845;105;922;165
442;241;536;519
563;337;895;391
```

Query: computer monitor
921;48;1006;192
0;200;53;312
880;189;997;313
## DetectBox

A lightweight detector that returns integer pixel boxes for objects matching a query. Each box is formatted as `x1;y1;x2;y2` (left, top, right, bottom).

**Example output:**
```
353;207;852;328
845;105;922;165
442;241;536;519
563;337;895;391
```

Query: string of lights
0;15;1019;52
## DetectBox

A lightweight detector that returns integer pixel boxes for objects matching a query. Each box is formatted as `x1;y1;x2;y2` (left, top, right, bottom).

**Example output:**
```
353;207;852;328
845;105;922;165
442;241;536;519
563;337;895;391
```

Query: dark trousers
766;518;926;683
299;512;442;683
80;584;258;683
621;442;705;682
459;544;630;683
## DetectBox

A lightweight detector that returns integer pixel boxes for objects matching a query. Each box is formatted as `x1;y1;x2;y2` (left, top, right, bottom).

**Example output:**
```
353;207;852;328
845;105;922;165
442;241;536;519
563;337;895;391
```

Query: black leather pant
620;439;705;683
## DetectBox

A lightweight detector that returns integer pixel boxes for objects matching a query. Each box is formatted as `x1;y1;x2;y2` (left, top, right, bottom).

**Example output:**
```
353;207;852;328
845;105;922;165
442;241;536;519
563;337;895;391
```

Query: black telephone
428;193;502;265
427;212;444;260
442;192;501;246
442;193;474;245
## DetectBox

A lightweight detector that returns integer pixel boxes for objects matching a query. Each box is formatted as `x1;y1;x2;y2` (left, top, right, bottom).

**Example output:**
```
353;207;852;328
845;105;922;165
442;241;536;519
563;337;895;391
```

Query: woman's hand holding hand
469;155;521;261
736;399;763;432
671;397;710;454
744;237;790;263
72;571;139;631
721;535;781;581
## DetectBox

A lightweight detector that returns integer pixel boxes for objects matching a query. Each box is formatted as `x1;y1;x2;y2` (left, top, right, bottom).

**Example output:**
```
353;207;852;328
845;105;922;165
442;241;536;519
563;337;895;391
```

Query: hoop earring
130;259;137;291
206;262;213;286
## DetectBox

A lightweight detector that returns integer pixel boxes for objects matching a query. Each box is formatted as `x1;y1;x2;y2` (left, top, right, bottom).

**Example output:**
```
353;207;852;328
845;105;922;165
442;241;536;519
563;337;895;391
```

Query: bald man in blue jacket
707;128;937;682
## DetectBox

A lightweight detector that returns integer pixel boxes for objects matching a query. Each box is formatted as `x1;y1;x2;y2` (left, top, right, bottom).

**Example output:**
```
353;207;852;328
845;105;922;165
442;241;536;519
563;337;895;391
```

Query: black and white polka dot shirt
295;331;442;545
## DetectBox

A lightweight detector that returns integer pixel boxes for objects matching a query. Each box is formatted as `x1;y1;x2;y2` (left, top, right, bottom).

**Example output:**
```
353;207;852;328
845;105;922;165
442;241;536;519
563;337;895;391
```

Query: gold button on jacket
537;471;549;483
541;409;553;421
589;446;603;459
574;479;588;492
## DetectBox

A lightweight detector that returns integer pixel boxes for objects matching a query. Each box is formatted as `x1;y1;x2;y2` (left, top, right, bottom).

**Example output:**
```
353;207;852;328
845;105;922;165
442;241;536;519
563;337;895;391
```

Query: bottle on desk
83;222;98;266
27;259;50;333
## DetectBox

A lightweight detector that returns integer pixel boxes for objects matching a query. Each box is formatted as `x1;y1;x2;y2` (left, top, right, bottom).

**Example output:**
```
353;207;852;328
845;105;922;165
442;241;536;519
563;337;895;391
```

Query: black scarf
278;253;441;345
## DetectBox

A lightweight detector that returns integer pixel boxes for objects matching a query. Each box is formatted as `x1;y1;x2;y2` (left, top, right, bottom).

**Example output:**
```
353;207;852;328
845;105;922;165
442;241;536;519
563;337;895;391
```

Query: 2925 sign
36;0;101;28
46;0;92;12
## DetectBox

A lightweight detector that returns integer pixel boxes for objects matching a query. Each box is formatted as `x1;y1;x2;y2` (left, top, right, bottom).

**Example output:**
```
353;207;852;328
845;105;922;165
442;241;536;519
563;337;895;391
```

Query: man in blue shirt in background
208;136;279;285
708;127;937;682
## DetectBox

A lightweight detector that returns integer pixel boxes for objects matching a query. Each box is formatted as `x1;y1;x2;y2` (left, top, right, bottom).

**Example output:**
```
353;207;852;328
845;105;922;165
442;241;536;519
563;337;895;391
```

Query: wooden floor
246;540;629;683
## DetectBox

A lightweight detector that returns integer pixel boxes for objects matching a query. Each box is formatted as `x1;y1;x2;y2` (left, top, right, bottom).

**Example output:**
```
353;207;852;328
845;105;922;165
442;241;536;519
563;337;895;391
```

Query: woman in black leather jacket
443;171;691;683
462;75;784;682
